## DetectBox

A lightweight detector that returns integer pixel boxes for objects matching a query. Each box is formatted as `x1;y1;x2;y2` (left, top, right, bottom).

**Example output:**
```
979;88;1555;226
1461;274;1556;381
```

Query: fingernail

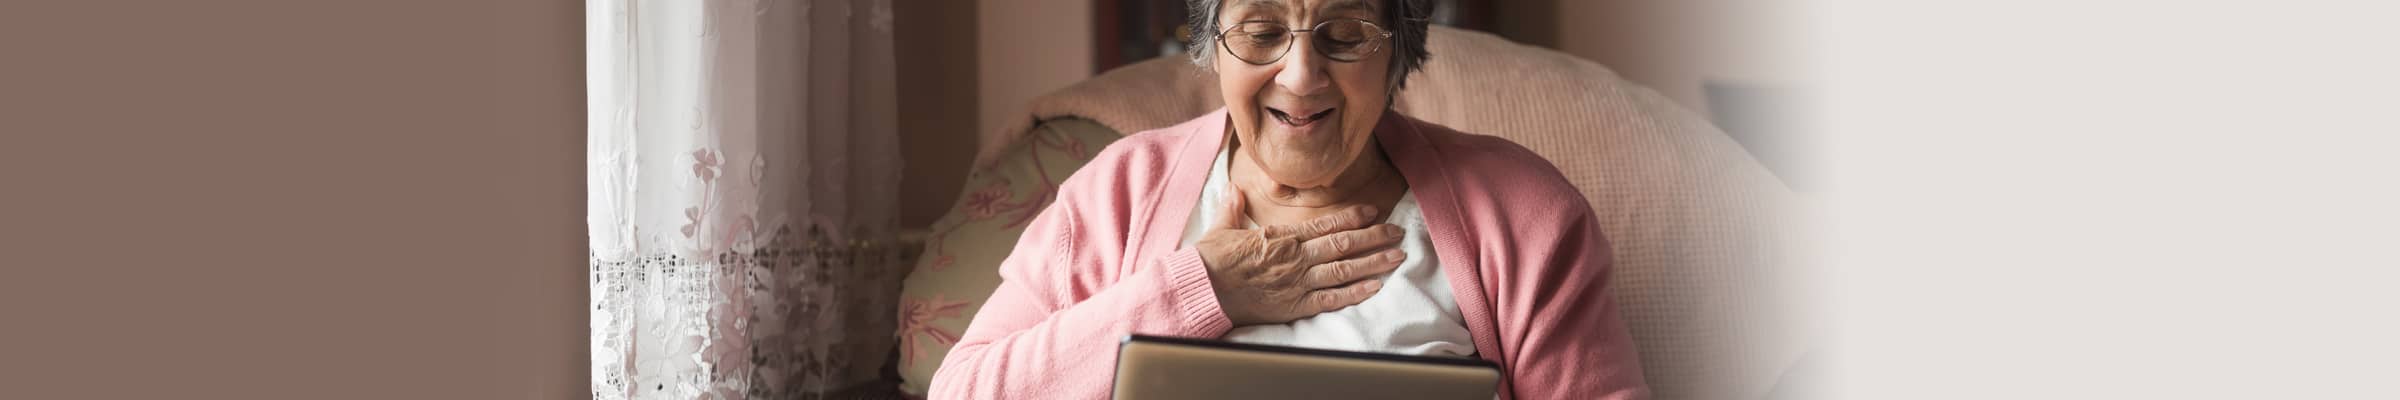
1384;250;1405;261
1365;280;1385;291
1356;205;1377;217
1383;224;1402;235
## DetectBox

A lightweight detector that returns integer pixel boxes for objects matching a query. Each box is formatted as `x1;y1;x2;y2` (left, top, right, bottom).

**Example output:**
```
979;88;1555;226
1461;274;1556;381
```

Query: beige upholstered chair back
1395;27;1811;400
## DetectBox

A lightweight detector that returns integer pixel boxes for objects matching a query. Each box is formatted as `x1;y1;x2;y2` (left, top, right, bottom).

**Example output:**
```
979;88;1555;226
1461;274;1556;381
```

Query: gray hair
1186;0;1435;93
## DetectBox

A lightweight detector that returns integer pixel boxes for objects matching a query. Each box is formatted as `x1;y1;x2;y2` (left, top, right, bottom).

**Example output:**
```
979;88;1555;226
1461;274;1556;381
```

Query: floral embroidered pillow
894;118;1122;395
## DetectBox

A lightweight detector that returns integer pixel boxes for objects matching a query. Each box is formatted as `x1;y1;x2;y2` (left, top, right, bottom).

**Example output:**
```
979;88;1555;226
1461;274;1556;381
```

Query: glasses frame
1214;18;1395;66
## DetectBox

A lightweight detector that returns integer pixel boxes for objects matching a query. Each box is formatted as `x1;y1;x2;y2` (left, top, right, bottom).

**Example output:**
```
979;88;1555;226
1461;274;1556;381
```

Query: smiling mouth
1266;106;1335;128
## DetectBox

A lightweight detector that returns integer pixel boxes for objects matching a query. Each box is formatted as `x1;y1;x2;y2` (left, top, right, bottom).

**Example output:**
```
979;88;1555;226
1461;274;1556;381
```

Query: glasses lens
1313;20;1379;61
1222;22;1291;64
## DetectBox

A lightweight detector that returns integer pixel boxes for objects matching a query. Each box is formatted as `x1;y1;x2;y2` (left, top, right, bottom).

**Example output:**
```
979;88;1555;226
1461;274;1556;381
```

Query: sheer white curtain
586;0;901;398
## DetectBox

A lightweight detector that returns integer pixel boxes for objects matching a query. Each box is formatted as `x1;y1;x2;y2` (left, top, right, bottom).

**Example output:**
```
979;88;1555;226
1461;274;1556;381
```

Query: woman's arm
1500;208;1652;399
926;181;1233;399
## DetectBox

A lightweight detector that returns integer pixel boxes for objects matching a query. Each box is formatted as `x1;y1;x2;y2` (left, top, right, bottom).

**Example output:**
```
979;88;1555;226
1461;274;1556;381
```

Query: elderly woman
929;0;1649;398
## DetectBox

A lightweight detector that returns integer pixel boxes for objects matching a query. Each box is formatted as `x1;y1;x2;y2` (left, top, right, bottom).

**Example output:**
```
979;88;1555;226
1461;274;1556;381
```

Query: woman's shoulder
1075;114;1209;183
1085;115;1212;176
1049;113;1219;208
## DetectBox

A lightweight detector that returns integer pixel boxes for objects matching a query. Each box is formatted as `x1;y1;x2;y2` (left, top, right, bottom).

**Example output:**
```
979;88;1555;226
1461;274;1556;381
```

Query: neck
1226;128;1406;225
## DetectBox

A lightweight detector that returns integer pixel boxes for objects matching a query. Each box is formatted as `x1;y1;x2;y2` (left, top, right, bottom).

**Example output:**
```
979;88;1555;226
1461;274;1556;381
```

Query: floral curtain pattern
587;0;901;398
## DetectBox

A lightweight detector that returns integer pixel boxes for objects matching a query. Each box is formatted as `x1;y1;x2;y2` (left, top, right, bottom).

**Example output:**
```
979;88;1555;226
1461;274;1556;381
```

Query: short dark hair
1186;0;1435;93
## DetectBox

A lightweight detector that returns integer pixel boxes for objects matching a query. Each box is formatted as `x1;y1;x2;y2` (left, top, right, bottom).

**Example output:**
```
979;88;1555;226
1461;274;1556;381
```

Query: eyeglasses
1215;18;1394;65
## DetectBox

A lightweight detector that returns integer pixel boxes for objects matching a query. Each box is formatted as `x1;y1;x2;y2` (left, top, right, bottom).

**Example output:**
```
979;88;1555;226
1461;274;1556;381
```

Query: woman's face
1215;0;1392;189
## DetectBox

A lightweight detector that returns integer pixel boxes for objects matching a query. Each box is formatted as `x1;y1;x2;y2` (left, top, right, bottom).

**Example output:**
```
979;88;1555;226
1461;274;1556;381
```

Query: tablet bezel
1111;334;1504;399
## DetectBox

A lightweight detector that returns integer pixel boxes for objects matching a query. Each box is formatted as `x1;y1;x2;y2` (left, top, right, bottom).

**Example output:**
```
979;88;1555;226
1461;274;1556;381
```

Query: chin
1232;101;1382;189
1257;154;1351;188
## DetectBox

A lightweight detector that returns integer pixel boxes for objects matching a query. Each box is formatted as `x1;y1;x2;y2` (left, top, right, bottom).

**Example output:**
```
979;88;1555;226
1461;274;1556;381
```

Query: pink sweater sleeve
1498;207;1652;399
926;162;1234;399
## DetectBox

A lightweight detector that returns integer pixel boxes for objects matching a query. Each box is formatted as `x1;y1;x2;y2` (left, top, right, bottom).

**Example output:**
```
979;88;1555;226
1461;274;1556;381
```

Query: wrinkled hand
1196;188;1406;326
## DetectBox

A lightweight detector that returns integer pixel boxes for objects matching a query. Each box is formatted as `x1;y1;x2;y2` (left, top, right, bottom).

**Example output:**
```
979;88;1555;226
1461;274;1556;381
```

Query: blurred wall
895;1;983;228
977;0;1094;148
3;1;585;397
895;0;1098;230
1496;0;1802;118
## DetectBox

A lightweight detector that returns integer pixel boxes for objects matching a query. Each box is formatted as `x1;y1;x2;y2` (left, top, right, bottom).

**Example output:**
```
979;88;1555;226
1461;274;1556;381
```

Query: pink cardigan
930;109;1650;399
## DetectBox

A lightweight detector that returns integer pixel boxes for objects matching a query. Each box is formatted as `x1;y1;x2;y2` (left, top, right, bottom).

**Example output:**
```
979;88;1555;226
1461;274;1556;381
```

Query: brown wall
896;0;1099;229
896;1;984;228
3;1;584;397
976;0;1095;145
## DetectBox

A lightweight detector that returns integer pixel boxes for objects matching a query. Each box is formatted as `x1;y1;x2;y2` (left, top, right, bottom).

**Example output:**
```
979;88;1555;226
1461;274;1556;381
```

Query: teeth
1268;107;1330;125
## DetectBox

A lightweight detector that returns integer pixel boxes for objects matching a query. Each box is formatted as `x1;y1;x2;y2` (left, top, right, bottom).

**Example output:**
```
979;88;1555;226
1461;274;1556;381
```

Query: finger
1281;204;1377;240
1306;278;1386;313
1300;223;1404;263
1215;186;1249;230
1302;249;1406;289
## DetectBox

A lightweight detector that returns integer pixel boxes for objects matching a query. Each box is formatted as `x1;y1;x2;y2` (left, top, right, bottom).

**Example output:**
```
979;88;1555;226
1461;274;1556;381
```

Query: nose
1273;34;1331;96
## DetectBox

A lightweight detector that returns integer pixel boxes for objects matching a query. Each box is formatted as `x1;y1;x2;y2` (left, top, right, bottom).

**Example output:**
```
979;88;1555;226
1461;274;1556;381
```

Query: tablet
1112;334;1502;400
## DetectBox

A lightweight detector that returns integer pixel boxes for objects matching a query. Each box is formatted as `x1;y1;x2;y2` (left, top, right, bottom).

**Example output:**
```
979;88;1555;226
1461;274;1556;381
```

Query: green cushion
894;118;1123;395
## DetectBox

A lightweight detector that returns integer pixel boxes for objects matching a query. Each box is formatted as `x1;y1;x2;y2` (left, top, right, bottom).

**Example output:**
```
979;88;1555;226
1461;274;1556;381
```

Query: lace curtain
587;0;902;398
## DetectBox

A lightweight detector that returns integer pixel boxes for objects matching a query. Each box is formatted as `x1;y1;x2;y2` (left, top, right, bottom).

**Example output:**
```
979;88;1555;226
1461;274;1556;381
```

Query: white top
1177;145;1476;357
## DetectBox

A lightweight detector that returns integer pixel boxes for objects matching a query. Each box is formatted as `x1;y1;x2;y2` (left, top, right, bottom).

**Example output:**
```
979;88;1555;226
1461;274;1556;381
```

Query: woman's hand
1195;188;1407;326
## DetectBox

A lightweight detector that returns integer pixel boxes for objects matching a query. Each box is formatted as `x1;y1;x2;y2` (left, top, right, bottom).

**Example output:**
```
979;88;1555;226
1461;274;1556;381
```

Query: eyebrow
1318;0;1377;16
1228;0;1377;18
1229;0;1287;13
